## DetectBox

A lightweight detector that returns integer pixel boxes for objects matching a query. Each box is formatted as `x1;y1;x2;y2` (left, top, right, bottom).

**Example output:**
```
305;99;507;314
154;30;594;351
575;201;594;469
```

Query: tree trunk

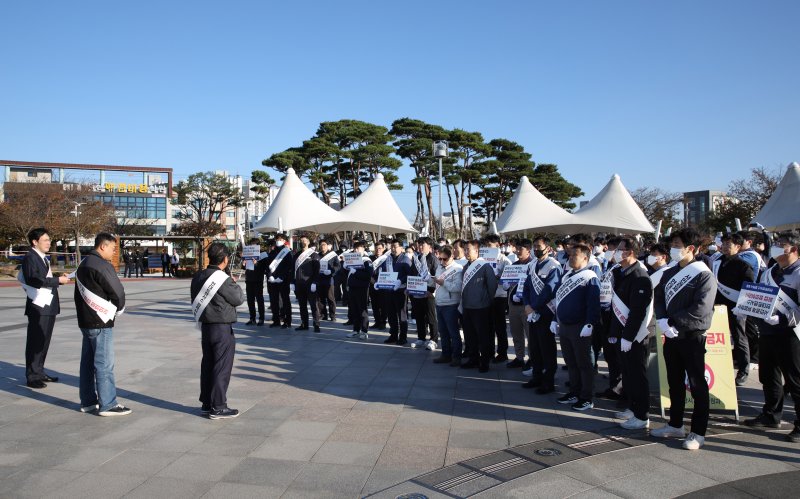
467;181;474;237
446;183;457;238
424;175;436;238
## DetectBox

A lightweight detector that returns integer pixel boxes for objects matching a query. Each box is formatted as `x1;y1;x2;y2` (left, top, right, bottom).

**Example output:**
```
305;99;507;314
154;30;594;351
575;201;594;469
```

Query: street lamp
433;141;448;239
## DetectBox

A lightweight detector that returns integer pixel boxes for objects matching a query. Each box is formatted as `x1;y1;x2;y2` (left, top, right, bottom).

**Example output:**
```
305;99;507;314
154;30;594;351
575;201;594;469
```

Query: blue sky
1;1;798;219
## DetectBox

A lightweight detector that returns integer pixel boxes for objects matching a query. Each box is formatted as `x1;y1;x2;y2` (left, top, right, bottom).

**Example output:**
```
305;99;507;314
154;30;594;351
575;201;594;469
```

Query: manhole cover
535;448;562;457
396;494;428;499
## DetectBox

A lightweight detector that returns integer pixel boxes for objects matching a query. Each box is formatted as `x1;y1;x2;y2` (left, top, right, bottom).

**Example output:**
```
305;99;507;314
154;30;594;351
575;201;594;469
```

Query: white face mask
670;247;685;262
646;255;659;266
707;245;718;252
594;245;603;255
604;250;613;262
770;246;786;260
613;250;624;263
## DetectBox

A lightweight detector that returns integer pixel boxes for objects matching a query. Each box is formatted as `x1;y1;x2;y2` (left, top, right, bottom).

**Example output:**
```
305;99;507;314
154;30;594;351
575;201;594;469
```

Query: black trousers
745;316;760;364
133;263;141;277
463;307;493;367
348;285;370;332
559;322;595;401
245;281;265;321
200;323;235;409
161;262;171;276
758;333;800;426
531;318;557;388
316;281;336;319
491;297;508;356
621;338;650;420
410;295;439;342
267;282;291;325
124;263;132;277
664;334;709;436
384;290;408;341
26;314;56;382
295;283;319;326
370;285;385;326
727;310;750;373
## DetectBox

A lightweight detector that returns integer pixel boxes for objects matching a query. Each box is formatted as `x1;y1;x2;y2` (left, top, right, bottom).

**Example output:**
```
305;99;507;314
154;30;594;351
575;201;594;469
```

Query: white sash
611;289;653;343
191;270;229;329
649;265;671;287
711;258;741;302
320;251;337;264
664;261;709;309
555;268;595;306
599;264;619;305
17;272;54;308
414;253;431;280
436;264;462;289
269;247;290;273
295;248;316;271
372;253;390;272
764;265;800;339
462;259;487;291
76;276;118;324
530;258;558;296
384;255;395;273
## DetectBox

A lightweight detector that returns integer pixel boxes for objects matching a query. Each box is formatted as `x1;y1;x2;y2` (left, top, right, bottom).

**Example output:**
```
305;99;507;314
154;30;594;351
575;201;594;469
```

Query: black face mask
533;249;546;258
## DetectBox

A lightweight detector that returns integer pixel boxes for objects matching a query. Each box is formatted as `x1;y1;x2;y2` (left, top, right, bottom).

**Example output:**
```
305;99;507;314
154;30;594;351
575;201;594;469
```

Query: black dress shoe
433;356;452;364
595;388;621;400
295;324;309;331
396;339;408;346
492;355;508;364
521;379;542;389
246;320;256;325
27;380;47;389
280;324;290;329
460;360;479;369
506;358;525;368
535;385;555;395
257;319;264;326
321;315;329;321
343;320;353;326
313;324;321;333
383;337;397;344
42;375;59;383
270;323;281;328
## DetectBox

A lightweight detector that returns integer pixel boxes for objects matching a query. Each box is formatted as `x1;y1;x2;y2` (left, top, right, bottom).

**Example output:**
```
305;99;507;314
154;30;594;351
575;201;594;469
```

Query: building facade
683;189;730;228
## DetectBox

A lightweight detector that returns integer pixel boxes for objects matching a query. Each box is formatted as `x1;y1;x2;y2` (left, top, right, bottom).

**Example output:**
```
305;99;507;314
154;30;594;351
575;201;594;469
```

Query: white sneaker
750;363;758;371
614;409;634;420
347;331;360;338
358;332;369;340
682;432;705;450
410;340;425;348
522;368;533;377
425;340;437;351
98;405;132;417
650;424;686;438
621;417;650;430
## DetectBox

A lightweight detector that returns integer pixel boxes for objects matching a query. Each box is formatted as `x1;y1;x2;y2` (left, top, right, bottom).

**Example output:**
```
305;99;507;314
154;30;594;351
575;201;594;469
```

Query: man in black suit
20;228;70;389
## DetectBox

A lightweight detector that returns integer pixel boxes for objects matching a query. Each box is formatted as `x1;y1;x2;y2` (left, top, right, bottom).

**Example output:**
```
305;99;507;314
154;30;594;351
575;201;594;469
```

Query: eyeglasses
438;257;447;262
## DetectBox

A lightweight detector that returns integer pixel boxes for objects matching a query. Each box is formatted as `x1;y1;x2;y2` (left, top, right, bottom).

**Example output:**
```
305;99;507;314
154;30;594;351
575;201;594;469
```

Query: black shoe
280;324;290;329
209;407;240;420
433;356;452;364
743;414;781;429
321;315;329;321
492;355;508;364
787;426;800;443
27;380;47;389
343;320;353;326
313;325;321;333
201;404;211;415
370;323;386;330
735;371;749;386
572;399;594;411
522;379;542;389
461;360;479;369
450;358;462;367
536;385;555;395
42;375;59;383
270;323;281;328
396;339;408;346
295;325;309;331
384;337;397;344
557;393;578;404
478;365;489;373
561;365;569;370
595;388;621;400
246;319;256;325
98;405;132;417
506;358;525;368
257;320;264;326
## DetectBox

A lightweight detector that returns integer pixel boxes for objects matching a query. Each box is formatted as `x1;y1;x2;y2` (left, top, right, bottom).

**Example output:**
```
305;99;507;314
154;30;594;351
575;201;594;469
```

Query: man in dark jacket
242;238;267;326
133;249;142;277
652;228;717;450
265;234;293;328
293;236;321;332
609;237;653;430
191;242;245;419
460;239;498;372
20;228;70;389
409;237;440;349
74;233;130;416
316;238;340;322
379;240;412;345
122;249;132;278
160;248;171;277
345;241;375;339
369;241;388;330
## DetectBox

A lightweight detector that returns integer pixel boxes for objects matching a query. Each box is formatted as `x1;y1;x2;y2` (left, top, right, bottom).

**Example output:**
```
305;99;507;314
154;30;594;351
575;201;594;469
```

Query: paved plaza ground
0;277;797;498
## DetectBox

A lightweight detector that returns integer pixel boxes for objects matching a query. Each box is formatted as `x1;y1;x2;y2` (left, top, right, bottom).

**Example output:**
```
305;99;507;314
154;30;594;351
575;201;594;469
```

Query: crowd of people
17;223;800;447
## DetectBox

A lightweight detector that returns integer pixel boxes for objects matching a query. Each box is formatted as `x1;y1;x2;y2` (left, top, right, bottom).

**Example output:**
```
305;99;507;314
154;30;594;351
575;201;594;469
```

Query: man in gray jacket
191;243;245;419
461;240;498;372
652;228;717;450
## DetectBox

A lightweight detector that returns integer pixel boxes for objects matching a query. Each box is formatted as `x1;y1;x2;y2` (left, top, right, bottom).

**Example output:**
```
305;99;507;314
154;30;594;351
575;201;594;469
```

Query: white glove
323;269;332;276
731;307;746;317
620;338;633;352
657;318;670;333
608;337;618;344
501;282;511;291
527;312;540;323
526;312;535;322
273;277;283;284
663;327;678;339
115;308;125;319
580;324;593;337
349;267;356;275
549;321;559;335
764;314;780;325
289;284;295;292
373;282;379;290
268;276;275;283
393;279;401;291
310;284;317;293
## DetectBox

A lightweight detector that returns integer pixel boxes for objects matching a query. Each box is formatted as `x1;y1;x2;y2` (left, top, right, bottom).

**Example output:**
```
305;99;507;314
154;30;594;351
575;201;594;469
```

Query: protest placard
734;282;779;320
406;276;428;297
376;271;399;290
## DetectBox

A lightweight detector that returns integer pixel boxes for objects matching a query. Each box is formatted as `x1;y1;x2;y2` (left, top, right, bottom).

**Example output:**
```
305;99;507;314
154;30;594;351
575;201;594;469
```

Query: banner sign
242;245;260;271
500;265;528;285
735;282;779;320
376;271;398;290
479;247;500;268
656;305;738;414
343;252;364;268
406;276;428;297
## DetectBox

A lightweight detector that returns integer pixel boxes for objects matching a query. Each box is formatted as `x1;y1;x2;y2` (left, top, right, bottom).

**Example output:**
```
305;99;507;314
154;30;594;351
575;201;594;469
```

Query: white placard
406;276;428;297
242;245;260;271
479;247;500;268
343;252;364;268
376;271;399;290
500;265;527;285
735;282;779;320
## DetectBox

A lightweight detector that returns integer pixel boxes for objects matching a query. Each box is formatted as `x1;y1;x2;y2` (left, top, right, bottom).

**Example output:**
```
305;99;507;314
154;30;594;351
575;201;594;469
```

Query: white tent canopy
251;168;344;233
564;174;655;234
751;162;800;231
495;176;578;234
324;173;417;235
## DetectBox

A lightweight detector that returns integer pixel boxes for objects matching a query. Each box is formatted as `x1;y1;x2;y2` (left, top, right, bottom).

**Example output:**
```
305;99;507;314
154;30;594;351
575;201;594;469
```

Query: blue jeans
436;304;462;359
80;327;118;411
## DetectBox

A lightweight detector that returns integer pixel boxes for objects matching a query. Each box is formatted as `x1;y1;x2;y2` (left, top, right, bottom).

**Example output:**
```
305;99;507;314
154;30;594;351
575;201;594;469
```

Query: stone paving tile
132;429;211;452
124;477;214;499
312;441;385;466
444;446;493;466
220;457;305;487
249;435;326;461
599;456;720;498
387;425;450;448
281;463;372;499
328;423;393;444
188;432;268;456
95;449;183;476
271;420;337;440
41;472;148;499
447;428;509;450
201;481;285;498
360;467;424;496
0;467;84;498
474;468;596;499
376;443;447;471
156;454;244;482
341;409;399;428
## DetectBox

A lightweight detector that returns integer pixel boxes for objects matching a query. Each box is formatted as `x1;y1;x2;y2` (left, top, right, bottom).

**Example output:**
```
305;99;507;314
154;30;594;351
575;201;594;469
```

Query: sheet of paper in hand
500;265;527;285
343;252;364;268
406;275;428;297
